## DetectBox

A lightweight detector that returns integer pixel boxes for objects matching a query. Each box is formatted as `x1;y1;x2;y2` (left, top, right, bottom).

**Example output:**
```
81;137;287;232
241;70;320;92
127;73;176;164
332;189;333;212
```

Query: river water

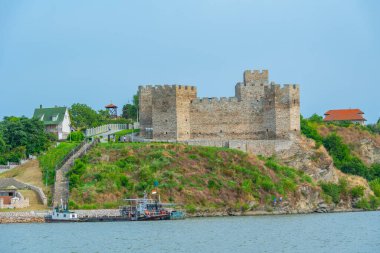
1;212;379;253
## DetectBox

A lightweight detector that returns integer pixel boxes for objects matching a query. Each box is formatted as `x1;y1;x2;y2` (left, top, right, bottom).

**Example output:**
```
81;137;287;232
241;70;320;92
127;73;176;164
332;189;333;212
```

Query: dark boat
120;192;185;221
45;193;185;223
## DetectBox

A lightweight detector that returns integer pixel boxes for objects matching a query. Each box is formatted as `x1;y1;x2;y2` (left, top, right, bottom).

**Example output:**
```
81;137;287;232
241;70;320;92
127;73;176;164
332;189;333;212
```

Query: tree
98;109;111;121
0;116;50;163
122;94;139;121
1;116;49;155
308;113;323;123
0;135;6;153
69;103;102;129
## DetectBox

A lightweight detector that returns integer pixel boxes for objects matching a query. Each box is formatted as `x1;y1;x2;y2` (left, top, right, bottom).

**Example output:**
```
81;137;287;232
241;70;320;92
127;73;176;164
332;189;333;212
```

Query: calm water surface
1;212;380;253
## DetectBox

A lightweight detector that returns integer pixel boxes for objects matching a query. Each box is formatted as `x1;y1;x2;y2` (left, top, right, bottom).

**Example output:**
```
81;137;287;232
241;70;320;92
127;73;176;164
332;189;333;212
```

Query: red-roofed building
324;109;366;125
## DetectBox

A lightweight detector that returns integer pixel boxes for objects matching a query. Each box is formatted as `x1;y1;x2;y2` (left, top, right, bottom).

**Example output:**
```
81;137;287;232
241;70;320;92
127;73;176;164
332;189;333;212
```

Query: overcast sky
0;0;379;123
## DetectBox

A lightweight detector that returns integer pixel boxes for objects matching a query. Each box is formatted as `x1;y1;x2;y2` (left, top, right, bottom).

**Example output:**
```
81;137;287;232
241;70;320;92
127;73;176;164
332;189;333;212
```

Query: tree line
0;117;52;164
69;94;138;130
0;94;139;164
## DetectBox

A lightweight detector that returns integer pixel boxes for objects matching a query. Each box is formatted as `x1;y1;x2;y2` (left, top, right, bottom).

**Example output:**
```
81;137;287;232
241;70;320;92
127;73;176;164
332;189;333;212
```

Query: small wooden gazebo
105;103;118;118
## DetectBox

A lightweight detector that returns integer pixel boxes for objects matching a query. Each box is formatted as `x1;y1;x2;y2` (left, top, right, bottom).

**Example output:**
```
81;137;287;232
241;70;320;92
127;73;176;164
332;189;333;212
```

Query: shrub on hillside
321;182;341;204
350;185;365;199
301;117;323;147
67;131;85;142
369;179;380;197
323;133;370;180
355;198;370;210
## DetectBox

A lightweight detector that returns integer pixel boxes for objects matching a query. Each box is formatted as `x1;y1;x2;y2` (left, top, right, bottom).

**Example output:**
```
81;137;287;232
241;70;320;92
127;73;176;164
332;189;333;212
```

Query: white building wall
60;109;71;140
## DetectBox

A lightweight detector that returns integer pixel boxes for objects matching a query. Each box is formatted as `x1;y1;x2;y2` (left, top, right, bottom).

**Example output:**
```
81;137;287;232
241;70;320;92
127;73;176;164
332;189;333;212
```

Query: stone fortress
138;70;300;155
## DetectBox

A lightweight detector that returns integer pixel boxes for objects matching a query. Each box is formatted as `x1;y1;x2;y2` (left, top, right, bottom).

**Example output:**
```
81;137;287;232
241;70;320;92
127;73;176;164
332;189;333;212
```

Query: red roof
105;103;117;109
324;109;366;122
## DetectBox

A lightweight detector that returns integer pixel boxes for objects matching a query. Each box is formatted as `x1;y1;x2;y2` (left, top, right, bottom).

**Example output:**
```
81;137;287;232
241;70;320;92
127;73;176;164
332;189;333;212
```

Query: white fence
85;124;128;137
85;123;139;137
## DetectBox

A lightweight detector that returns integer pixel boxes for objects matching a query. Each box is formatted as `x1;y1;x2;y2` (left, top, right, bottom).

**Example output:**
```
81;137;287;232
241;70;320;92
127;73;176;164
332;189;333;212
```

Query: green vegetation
320;179;378;209
366;118;380;134
323;133;372;179
301;115;380;181
69;103;132;130
70;103;102;129
39;142;79;185
350;185;365;199
369;179;380;197
0;116;52;164
67;143;315;210
114;129;140;142
122;94;139;121
67;131;85;142
321;181;345;204
302;114;380;209
300;115;323;148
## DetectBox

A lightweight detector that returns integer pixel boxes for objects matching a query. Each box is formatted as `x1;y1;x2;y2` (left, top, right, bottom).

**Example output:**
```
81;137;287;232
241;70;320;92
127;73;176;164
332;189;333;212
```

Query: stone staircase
52;139;99;207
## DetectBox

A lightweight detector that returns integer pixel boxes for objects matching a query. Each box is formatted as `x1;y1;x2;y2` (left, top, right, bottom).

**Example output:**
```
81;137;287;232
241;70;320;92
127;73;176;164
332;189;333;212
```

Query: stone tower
138;85;197;140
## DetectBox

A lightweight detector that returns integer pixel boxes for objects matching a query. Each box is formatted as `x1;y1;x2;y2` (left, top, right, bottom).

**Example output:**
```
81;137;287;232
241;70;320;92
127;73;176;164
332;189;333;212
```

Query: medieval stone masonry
138;70;300;144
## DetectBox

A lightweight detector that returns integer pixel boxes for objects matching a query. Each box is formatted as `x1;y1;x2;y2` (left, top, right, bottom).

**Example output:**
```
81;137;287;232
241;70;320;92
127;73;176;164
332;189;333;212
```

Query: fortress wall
235;83;267;101
185;139;294;156
176;86;197;141
288;85;301;132
263;84;300;139
138;86;153;138
263;85;277;139
152;86;178;140
274;85;291;139
274;84;300;138
189;98;267;140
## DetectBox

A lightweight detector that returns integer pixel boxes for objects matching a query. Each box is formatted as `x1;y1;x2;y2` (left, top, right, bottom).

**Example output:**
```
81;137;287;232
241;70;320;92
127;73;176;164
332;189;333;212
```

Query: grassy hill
0;160;47;210
67;142;377;213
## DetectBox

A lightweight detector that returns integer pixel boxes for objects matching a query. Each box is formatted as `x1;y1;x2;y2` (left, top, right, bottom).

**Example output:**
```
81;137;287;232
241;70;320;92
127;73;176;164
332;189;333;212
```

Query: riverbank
1;208;378;224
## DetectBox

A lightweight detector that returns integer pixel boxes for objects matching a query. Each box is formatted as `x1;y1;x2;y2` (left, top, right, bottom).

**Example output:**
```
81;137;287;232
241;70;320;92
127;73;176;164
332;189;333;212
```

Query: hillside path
53;141;97;207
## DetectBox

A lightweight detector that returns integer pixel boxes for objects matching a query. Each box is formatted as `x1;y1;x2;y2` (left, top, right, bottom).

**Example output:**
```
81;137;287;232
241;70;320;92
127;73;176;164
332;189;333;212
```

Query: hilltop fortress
138;70;300;154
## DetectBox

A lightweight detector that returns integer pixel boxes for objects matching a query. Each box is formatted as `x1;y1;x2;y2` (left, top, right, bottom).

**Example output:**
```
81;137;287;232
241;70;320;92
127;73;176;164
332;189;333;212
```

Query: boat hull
45;214;172;223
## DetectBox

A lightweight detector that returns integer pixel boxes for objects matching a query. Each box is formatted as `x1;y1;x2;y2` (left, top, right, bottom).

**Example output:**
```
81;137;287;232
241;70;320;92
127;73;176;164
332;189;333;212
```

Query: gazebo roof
105;103;118;109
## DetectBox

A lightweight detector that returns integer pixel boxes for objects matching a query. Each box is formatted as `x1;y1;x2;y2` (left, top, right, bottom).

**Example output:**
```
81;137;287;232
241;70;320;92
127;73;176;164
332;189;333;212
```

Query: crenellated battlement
139;84;196;91
264;83;299;92
244;69;269;84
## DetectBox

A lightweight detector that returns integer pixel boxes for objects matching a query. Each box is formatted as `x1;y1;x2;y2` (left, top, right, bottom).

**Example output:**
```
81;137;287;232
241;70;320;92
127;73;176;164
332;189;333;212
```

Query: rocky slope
318;124;380;165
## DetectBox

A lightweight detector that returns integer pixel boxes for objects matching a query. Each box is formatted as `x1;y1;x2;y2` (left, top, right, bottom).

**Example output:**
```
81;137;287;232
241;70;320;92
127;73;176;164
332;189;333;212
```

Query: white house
33;106;71;140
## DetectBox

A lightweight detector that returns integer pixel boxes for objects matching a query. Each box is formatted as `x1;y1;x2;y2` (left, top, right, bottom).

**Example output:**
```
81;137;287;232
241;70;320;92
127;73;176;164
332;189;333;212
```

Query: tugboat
45;200;79;223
